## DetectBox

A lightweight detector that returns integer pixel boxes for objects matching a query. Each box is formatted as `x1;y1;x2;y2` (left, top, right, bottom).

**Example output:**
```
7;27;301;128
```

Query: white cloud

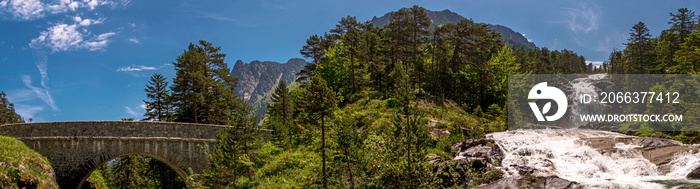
127;38;139;43
593;32;627;53
21;74;59;111
13;104;43;120
30;23;82;52
562;2;601;34
96;32;115;40
6;0;44;20
74;16;102;26
5;89;37;103
116;65;156;72
1;0;128;20
6;88;46;120
125;106;139;117
30;18;116;52
87;0;98;10
586;61;604;66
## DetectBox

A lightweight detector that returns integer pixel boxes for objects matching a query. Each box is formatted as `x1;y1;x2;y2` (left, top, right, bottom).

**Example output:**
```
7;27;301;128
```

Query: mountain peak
230;58;307;124
370;8;536;50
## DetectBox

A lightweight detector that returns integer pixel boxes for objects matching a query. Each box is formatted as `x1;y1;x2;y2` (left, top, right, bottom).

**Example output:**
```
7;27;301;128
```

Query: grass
254;143;321;188
0;135;58;188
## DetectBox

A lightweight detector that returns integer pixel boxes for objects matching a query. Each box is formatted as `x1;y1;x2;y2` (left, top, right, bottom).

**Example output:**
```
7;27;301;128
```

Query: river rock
480;175;582;189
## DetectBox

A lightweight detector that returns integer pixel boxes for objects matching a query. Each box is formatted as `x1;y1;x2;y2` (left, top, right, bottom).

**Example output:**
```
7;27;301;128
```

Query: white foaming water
568;73;610;127
487;130;700;188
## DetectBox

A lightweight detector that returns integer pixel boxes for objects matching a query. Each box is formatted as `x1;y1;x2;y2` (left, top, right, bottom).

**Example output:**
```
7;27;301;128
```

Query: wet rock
451;139;502;167
434;139;504;188
687;166;700;179
426;153;441;166
512;165;535;175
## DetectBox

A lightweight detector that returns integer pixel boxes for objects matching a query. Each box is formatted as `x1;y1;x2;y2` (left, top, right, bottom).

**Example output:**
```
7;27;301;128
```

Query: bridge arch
0;121;268;189
77;152;187;189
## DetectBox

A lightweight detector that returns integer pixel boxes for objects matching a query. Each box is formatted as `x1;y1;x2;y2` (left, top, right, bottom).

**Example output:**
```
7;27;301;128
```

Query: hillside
231;58;307;123
0;135;57;188
370;9;537;50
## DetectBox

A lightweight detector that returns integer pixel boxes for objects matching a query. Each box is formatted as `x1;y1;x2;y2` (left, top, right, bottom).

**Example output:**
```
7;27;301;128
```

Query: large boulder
480;175;582;189
433;139;505;188
451;139;503;168
687;166;700;179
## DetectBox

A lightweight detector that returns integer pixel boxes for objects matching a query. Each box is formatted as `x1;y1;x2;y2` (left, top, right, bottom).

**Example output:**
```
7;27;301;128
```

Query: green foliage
299;74;338;188
255;145;321;188
86;169;108;189
380;61;433;188
204;103;262;188
0;135;57;188
672;32;700;73
0;91;23;124
101;155;162;188
329;116;366;188
600;8;700;143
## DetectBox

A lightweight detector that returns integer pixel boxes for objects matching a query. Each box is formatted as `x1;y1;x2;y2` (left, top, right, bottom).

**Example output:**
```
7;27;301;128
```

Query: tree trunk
322;115;327;189
346;149;355;188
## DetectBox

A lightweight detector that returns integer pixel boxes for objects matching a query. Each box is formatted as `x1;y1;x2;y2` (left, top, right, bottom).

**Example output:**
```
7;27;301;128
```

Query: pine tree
205;102;259;188
171;40;240;124
432;18;502;107
0;91;23;124
385;62;430;188
143;73;172;121
297;34;333;82
669;8;697;40
672;32;700;73
625;22;654;74
385;6;430;86
654;30;680;73
301;75;337;189
331;116;364;188
331;16;365;94
363;26;390;93
267;80;296;147
607;49;625;74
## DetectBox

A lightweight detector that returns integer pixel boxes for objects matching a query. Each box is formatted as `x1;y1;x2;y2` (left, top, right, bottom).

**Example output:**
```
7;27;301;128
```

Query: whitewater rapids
487;129;700;188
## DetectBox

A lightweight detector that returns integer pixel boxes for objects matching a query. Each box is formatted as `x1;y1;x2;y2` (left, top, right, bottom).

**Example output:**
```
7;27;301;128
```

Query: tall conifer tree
143;73;171;121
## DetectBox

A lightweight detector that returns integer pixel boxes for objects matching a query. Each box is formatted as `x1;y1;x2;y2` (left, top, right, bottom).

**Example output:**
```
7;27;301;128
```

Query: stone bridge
0;121;267;189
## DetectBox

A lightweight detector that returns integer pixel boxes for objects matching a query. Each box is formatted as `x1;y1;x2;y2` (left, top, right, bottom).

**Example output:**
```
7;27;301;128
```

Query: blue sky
0;0;697;122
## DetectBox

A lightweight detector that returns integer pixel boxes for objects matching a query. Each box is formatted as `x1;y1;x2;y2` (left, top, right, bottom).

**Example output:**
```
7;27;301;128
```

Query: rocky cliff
231;58;307;124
